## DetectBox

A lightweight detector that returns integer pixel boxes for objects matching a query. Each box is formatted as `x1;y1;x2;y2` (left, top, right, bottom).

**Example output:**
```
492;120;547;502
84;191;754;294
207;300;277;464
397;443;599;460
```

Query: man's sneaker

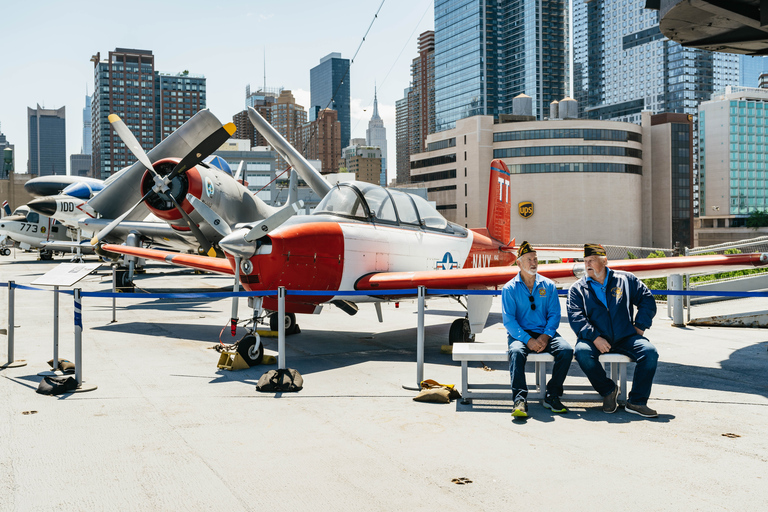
602;385;620;413
543;394;568;413
625;402;658;418
512;399;528;418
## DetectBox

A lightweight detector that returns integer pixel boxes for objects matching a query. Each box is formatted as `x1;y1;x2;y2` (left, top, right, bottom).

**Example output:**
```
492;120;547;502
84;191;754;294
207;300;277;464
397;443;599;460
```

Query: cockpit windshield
314;182;450;232
410;194;447;230
314;185;368;219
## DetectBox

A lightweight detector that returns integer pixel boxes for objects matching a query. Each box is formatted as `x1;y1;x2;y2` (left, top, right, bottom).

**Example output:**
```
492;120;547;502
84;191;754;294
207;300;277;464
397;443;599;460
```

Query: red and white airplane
103;108;768;364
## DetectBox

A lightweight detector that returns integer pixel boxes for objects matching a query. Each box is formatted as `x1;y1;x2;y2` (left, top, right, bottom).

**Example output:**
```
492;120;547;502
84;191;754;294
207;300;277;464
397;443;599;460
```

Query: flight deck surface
1;251;767;511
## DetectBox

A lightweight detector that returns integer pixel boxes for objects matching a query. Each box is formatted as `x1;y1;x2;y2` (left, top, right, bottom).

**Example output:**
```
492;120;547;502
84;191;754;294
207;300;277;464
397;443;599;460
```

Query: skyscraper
740;56;768;88
434;0;567;131
310;53;351;149
572;0;739;122
27;105;66;176
395;88;411;184
270;90;308;170
301;108;341;174
91;48;206;179
408;31;436;154
155;71;206;143
92;48;156;179
83;93;92;155
365;87;388;186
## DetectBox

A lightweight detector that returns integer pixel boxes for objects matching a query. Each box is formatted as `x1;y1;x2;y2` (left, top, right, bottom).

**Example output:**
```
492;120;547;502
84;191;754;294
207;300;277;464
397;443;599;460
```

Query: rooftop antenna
263;47;266;92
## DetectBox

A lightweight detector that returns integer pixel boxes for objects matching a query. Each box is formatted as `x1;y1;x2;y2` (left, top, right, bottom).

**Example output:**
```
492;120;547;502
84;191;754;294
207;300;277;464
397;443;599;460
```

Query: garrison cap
584;243;607;258
517;241;535;258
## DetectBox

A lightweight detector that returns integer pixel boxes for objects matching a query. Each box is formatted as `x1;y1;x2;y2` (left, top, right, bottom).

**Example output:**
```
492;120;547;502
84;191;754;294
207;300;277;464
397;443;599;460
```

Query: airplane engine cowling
140;158;202;225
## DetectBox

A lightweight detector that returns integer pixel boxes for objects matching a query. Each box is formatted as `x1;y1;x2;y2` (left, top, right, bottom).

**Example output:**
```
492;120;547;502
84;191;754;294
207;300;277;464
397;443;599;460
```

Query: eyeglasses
529;296;536;311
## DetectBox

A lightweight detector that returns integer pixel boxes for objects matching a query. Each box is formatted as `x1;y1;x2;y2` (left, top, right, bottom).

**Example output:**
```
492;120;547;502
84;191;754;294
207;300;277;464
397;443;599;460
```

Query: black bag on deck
256;368;303;392
37;376;78;395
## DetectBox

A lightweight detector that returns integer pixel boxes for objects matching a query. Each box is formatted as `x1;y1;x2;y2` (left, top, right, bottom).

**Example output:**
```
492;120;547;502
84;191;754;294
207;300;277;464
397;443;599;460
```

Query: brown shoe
602;385;619;413
625;402;658;418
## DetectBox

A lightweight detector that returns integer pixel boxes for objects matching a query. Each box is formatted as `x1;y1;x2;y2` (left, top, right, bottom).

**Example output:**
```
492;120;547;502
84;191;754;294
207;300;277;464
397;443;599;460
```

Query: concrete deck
1;251;767;511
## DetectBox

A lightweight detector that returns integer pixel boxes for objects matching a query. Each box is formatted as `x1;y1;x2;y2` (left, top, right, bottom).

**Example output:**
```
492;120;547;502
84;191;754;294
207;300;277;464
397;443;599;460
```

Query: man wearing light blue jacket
502;241;573;418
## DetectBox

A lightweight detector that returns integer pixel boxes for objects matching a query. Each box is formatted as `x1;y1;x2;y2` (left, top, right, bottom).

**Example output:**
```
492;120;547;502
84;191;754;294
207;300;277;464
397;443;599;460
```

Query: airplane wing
356;253;768;290
39;240;96;253
102;244;234;275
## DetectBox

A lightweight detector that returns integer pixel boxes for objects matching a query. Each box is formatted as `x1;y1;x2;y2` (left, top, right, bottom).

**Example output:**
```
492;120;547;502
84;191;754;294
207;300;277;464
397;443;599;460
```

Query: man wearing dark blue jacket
567;243;659;418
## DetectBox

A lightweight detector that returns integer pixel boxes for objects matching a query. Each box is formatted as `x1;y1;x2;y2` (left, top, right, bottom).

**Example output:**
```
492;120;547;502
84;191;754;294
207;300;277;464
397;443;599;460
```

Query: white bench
452;342;629;404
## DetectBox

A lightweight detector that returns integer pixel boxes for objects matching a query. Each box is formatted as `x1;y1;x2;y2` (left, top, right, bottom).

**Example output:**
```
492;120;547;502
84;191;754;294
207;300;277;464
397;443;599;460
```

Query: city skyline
0;0;435;182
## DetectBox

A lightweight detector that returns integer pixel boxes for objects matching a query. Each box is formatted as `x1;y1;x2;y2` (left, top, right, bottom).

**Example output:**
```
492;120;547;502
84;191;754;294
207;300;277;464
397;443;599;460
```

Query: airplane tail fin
486;159;511;243
2;200;10;217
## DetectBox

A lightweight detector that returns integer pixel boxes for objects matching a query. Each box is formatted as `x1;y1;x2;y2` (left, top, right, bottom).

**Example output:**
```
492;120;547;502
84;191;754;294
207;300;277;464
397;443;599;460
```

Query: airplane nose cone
28;197;57;216
219;228;257;259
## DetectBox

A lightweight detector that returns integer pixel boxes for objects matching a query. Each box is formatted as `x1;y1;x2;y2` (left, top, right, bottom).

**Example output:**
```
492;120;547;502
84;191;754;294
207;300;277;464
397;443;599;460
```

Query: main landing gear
449;317;474;345
269;312;300;335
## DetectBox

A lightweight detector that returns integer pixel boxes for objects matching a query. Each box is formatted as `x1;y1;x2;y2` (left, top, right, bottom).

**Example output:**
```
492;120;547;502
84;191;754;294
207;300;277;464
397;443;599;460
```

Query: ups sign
518;201;534;219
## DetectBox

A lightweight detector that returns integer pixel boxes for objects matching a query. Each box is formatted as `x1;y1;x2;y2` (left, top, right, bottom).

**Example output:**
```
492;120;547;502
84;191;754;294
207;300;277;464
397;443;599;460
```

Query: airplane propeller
185;194;231;238
218;200;304;259
90;114;236;255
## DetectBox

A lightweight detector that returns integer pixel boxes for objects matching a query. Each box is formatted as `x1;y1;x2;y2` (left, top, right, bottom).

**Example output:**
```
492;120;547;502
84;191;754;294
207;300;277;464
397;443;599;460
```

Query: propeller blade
185;193;231;238
234;160;244;182
90;189;152;245
244;200;304;243
167;194;215;257
108;114;156;174
165;122;237;184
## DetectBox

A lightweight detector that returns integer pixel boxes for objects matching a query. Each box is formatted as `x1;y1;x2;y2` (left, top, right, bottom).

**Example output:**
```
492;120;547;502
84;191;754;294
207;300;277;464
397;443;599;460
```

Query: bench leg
537;361;546;398
620;363;627;404
461;361;470;404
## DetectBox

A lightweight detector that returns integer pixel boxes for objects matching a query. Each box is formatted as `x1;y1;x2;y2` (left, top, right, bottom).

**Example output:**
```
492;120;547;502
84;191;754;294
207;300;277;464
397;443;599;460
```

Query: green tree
746;210;768;228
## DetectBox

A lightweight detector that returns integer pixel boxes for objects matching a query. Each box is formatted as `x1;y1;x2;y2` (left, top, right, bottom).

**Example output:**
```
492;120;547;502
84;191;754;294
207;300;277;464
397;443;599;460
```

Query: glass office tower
434;0;567;132
310;53;351;150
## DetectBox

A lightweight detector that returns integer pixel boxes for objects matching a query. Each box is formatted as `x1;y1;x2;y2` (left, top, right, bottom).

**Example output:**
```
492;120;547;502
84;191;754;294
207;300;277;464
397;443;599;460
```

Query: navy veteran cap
584;243;607;257
517;241;535;258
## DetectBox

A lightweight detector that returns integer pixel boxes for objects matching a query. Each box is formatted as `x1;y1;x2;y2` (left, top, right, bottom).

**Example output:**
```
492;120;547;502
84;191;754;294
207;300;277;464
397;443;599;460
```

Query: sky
0;0;435;183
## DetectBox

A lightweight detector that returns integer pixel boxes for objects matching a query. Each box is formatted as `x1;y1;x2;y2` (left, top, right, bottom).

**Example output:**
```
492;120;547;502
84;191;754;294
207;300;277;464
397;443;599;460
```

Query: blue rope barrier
2;281;767;299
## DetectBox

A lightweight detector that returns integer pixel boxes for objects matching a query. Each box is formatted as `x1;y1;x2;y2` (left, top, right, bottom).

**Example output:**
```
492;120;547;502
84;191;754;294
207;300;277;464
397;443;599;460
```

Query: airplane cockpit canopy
314;181;450;232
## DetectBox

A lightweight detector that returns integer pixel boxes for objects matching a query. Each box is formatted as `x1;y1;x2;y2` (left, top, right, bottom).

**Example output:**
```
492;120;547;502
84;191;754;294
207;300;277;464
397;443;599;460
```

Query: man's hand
635;327;645;336
528;337;547;353
593;336;611;354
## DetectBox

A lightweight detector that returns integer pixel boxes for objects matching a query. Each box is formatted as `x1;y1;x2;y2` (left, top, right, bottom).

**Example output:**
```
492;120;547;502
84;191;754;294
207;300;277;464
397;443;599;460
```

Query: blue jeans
574;335;658;406
508;331;573;402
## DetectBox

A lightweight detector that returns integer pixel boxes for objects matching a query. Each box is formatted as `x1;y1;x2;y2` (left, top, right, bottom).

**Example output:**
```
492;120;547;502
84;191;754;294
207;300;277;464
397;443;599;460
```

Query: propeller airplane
99;107;768;366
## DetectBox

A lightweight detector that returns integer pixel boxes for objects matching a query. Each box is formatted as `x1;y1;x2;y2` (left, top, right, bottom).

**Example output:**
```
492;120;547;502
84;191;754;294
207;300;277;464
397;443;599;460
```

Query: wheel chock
217;350;250;371
255;330;278;338
440;345;453;354
262;355;277;365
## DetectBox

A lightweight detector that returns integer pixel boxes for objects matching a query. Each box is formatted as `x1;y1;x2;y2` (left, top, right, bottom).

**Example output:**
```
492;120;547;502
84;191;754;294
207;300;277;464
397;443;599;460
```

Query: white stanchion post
111;266;117;323
417;285;425;388
7;280;14;364
2;280;25;368
278;287;286;370
74;288;83;385
669;274;685;327
53;285;59;367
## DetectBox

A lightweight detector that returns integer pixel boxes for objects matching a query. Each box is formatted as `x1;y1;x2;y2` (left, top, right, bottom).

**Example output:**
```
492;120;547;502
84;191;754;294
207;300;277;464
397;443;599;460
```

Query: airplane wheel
236;334;263;366
1;248;10;256
39;250;54;261
270;312;297;334
115;270;134;292
449;318;474;345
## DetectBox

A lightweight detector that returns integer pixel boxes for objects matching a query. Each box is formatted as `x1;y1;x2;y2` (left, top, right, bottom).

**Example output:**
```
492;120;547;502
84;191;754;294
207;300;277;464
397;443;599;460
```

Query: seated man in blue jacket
502;241;573;418
567;243;659;418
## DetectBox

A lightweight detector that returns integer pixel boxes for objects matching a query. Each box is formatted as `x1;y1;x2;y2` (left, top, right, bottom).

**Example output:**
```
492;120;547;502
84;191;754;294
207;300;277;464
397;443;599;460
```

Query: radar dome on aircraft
61;181;105;199
204;155;232;176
